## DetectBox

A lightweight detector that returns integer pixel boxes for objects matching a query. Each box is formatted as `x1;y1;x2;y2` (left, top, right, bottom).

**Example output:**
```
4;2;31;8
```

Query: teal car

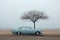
11;27;42;35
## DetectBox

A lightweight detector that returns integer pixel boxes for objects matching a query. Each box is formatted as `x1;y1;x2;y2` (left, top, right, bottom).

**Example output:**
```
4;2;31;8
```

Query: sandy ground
0;29;60;40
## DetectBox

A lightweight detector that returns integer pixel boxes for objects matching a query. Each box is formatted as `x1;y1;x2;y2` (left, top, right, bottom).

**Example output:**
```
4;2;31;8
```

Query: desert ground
0;29;60;40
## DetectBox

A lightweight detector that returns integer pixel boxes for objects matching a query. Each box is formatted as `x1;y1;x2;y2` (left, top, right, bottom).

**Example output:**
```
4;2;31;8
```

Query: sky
0;0;60;30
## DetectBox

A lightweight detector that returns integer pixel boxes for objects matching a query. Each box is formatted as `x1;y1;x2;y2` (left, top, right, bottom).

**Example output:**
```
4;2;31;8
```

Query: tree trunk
34;22;35;29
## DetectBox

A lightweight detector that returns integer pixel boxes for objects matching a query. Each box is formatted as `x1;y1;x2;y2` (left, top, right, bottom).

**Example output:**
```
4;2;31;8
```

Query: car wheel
35;31;40;35
16;32;21;35
19;32;21;35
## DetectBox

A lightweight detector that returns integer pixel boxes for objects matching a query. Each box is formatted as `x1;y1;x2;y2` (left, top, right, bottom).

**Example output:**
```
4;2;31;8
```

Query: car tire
35;31;41;35
16;32;21;35
19;32;21;35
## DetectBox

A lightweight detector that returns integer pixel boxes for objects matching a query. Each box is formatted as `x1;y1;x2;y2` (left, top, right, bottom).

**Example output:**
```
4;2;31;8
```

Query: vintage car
11;27;42;35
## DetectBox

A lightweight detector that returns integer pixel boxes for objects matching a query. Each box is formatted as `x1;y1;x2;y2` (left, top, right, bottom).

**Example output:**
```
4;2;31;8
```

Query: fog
0;0;60;30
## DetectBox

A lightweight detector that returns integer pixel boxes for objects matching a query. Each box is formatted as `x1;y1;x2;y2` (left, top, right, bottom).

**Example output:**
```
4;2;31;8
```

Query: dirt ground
0;29;60;40
0;35;60;40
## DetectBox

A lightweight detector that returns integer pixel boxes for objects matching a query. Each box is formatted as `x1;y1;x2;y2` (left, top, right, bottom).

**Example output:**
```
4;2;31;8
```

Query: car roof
19;27;32;29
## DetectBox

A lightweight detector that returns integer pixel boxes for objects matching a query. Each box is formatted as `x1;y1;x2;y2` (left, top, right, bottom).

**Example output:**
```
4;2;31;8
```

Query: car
11;27;42;35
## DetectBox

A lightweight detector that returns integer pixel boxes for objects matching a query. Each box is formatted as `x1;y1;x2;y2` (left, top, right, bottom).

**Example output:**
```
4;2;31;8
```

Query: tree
21;10;48;29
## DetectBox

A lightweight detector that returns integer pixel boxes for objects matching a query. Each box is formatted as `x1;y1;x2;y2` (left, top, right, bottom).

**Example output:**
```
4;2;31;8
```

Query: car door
27;29;34;34
25;28;34;34
21;28;34;34
20;28;27;34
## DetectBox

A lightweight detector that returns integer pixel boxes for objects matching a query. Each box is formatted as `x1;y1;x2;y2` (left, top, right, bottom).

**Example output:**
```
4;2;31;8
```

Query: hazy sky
0;0;60;30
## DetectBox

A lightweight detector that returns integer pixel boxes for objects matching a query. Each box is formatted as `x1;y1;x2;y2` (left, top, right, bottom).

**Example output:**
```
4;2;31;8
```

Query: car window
21;28;29;30
19;27;32;30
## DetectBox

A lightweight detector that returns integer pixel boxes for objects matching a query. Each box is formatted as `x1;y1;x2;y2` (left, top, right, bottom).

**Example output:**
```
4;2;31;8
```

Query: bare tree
21;10;48;29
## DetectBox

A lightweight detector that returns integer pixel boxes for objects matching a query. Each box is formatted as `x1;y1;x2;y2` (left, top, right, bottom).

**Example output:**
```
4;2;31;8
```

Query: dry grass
42;29;60;35
0;30;12;35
